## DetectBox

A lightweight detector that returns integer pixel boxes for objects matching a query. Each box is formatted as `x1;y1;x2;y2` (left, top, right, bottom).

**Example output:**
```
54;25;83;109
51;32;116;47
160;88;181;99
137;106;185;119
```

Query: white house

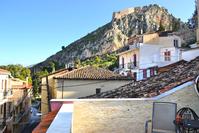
0;69;12;102
118;32;182;80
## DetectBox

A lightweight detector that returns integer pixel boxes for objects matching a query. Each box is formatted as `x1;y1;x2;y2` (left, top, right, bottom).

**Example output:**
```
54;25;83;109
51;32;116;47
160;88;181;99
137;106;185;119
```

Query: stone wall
72;84;199;133
113;8;135;19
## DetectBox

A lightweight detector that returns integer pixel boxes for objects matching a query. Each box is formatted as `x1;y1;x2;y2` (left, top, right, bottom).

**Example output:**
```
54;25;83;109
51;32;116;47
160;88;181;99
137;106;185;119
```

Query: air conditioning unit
195;75;199;97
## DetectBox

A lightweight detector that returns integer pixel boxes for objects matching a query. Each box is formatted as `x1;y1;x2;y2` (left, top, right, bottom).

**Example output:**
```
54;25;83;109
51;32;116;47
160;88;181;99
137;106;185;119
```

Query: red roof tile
55;66;127;80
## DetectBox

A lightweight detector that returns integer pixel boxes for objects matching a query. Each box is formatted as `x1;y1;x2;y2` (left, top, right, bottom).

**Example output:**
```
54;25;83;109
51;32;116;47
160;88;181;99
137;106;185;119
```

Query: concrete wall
41;75;58;115
41;70;69;114
143;33;159;44
0;74;11;101
72;83;199;133
55;80;131;99
143;33;182;48
182;49;199;61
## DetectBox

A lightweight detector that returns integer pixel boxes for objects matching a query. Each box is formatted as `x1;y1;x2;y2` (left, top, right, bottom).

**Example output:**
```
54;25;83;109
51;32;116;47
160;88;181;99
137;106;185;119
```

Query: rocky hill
32;4;195;70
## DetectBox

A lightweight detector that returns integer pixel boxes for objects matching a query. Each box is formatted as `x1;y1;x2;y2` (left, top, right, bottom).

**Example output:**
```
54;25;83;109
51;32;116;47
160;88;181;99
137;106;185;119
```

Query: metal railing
129;43;141;50
0;89;13;100
119;62;139;70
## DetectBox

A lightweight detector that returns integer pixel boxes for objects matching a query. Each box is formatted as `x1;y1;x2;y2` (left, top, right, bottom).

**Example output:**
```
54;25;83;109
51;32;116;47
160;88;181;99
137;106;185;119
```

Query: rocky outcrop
82;56;199;98
32;4;192;70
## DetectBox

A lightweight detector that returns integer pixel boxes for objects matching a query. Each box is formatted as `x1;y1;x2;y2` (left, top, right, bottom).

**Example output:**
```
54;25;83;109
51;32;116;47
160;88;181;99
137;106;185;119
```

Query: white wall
0;75;9;101
139;44;160;69
182;49;199;61
140;44;181;68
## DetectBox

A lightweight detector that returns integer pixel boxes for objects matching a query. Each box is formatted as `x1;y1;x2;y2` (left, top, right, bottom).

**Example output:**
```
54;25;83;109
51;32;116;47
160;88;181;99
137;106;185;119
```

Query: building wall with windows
118;33;182;80
55;79;131;99
0;74;12;101
118;49;139;70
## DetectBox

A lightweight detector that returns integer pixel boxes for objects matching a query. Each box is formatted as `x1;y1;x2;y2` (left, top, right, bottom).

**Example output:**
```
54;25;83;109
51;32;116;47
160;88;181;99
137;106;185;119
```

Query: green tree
74;58;81;68
158;21;165;32
49;62;55;73
0;64;32;83
94;56;101;64
32;70;48;97
61;46;65;50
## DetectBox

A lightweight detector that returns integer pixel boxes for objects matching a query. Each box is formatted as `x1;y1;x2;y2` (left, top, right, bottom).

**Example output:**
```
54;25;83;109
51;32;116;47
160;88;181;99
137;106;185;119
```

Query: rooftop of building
54;66;129;80
0;68;10;75
82;56;199;98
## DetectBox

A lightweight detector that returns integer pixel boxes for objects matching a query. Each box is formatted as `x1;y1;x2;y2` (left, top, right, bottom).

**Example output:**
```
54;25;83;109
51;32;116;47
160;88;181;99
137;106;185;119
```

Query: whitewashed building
118;32;182;80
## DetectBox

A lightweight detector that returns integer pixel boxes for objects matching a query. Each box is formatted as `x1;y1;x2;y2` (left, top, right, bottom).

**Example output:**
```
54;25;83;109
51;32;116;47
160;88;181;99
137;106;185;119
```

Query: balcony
129;43;140;50
119;62;139;70
0;89;13;101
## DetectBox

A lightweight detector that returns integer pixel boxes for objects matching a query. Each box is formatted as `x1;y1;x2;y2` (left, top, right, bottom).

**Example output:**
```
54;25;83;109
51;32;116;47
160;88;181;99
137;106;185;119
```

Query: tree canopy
0;64;32;83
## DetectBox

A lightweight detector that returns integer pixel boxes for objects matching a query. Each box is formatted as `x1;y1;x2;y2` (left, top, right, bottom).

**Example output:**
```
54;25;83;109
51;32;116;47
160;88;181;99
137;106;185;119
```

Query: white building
118;32;182;80
0;69;12;102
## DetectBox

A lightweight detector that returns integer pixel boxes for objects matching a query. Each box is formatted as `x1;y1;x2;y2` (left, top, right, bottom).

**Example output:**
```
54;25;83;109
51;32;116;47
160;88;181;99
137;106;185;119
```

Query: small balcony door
122;57;125;68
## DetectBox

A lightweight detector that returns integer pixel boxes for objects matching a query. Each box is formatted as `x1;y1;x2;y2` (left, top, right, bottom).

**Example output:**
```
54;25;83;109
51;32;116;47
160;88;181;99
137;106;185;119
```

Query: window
122;57;125;68
164;51;171;61
150;68;154;76
174;39;179;47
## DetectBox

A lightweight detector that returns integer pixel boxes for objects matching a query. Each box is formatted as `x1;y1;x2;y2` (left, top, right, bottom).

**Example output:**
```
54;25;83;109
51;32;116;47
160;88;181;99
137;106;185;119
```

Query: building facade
41;67;131;115
0;69;13;133
118;32;182;80
0;69;31;133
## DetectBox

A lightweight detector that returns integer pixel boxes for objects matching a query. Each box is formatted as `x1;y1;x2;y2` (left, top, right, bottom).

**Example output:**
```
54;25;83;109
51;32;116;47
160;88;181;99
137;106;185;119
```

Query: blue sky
0;0;195;66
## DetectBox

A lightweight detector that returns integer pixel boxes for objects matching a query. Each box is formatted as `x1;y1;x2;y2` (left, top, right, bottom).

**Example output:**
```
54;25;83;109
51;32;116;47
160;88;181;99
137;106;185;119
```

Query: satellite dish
195;75;199;97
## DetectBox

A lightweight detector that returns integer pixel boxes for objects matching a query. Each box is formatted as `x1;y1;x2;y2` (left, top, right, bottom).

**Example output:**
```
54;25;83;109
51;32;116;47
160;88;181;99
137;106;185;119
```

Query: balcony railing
119;62;139;70
129;43;140;50
0;89;13;100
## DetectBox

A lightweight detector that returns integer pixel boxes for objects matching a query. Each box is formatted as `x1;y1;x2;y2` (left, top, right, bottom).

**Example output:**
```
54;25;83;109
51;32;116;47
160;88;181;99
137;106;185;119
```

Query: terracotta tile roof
12;84;32;89
41;68;68;78
55;66;128;80
158;60;187;74
83;57;199;98
32;110;58;133
0;68;10;75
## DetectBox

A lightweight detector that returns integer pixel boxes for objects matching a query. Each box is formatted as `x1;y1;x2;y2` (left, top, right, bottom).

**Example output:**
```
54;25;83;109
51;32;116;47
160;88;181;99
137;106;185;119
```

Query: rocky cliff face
33;4;192;69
